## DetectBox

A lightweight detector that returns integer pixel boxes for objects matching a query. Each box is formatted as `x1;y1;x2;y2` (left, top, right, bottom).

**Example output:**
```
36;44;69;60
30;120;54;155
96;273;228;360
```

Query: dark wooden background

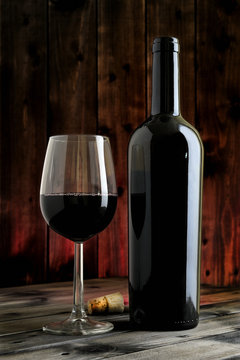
0;0;240;288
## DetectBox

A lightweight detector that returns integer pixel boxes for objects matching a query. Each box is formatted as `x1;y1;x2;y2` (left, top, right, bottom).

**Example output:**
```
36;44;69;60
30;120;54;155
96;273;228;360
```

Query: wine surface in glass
40;193;117;242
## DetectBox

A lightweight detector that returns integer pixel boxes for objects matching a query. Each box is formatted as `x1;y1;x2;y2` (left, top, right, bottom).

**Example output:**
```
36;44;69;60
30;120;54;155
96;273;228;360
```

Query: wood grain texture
0;0;240;287
147;0;195;123
97;0;146;277
48;0;98;280
0;278;128;336
197;0;240;286
1;281;240;359
0;0;47;286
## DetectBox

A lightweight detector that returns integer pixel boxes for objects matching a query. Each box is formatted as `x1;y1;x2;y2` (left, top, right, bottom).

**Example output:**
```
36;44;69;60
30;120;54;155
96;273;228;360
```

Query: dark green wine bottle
128;37;204;330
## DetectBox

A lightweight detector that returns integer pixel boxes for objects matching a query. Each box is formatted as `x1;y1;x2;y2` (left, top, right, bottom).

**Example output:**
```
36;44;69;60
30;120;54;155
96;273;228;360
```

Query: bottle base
130;316;199;331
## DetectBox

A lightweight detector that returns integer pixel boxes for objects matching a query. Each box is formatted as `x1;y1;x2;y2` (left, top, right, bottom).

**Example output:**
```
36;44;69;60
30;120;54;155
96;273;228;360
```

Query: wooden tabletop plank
1;279;240;359
108;334;240;360
1;279;239;322
1;312;240;359
0;278;128;328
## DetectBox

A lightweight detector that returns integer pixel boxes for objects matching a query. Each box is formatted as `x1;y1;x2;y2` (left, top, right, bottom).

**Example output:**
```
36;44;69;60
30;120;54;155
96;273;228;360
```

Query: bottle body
128;113;203;330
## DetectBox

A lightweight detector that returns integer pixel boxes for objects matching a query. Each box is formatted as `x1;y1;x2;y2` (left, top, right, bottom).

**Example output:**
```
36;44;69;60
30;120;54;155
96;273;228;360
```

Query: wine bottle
128;37;203;330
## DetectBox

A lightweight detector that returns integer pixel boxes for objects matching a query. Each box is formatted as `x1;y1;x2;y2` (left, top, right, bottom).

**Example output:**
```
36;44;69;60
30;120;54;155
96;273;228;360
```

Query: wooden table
1;278;240;359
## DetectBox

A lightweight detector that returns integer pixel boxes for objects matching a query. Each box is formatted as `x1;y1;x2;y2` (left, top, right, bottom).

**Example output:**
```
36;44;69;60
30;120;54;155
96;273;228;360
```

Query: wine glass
40;135;117;335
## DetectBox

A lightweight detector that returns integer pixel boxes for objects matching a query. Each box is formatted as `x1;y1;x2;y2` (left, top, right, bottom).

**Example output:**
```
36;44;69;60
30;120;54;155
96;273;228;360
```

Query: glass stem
71;242;87;320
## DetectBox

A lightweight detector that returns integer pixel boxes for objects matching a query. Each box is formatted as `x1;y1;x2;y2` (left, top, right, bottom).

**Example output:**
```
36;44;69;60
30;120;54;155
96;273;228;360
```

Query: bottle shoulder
129;114;203;151
176;115;203;142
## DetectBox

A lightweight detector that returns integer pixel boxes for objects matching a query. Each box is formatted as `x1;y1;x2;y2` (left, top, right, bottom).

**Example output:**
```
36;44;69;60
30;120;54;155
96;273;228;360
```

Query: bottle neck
151;51;180;116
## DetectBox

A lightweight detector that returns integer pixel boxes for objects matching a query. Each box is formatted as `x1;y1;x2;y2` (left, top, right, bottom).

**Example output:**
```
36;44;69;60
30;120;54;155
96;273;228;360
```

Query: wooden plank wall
0;0;239;287
97;0;145;277
198;0;240;286
0;0;47;286
48;0;98;281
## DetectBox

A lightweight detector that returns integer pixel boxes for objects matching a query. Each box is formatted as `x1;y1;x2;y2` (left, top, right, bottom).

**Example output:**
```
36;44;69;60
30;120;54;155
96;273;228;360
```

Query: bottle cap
152;37;180;53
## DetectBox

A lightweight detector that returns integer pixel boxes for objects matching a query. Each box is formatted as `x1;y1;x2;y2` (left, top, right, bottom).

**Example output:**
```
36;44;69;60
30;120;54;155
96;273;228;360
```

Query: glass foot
43;316;114;335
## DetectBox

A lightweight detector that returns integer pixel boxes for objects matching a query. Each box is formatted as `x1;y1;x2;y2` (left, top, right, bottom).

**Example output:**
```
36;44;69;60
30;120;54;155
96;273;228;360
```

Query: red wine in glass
40;193;117;241
40;135;117;335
